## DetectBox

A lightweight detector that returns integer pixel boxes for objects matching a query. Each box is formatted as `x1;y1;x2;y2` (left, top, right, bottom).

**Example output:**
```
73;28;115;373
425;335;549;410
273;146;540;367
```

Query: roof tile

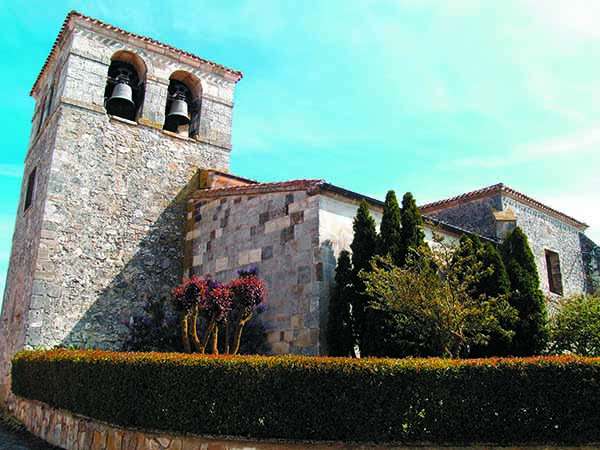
420;183;587;230
31;11;243;96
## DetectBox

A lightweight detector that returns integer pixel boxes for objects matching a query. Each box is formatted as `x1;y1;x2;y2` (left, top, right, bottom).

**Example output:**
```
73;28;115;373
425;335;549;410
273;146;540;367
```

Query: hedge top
13;348;600;370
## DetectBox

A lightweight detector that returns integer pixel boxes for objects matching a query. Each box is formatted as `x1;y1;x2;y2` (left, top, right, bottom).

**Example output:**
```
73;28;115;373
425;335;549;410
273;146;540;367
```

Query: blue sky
1;0;600;301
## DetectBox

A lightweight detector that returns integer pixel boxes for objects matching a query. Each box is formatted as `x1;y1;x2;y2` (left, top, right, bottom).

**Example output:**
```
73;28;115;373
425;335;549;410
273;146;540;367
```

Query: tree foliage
399;192;426;266
362;237;517;358
171;270;267;355
326;250;355;356
454;235;514;357
549;294;600;356
349;200;378;349
501;227;548;355
378;190;403;265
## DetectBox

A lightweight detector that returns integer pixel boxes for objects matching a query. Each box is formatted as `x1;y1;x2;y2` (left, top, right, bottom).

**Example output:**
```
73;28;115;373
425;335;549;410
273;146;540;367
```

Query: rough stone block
215;257;228;272
271;341;290;354
248;248;261;263
261;245;273;261
265;216;290;234
291;210;304;225
281;225;294;244
297;266;311;284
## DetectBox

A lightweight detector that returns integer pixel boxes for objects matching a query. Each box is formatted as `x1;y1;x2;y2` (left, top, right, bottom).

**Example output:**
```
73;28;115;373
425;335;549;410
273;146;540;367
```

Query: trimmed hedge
12;350;600;444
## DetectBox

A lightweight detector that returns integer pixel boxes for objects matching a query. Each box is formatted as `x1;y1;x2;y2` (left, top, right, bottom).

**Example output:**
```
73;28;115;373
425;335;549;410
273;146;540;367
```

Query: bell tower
0;11;242;402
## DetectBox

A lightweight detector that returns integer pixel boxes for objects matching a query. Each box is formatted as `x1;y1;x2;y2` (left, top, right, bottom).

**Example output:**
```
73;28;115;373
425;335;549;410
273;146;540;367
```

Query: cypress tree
326;250;355;356
350;200;378;351
479;242;511;298
378;190;403;266
398;192;426;266
469;240;514;357
501;227;548;355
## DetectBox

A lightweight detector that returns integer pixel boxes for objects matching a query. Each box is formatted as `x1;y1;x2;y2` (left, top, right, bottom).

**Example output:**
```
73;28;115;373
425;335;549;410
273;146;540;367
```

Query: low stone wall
11;397;307;450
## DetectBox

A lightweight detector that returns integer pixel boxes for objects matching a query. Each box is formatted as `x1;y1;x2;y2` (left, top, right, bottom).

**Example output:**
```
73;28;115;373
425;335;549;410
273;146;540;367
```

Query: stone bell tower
0;11;242;402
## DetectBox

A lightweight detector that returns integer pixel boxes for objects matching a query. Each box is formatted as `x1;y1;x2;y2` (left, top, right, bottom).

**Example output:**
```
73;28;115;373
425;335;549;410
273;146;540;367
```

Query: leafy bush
549;294;600;356
362;238;517;358
122;296;181;352
326;250;355;356
501;227;548;355
171;269;267;354
12;350;600;444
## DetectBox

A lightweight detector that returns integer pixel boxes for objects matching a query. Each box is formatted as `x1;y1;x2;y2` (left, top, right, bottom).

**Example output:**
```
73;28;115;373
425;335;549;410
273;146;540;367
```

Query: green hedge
12;350;600;444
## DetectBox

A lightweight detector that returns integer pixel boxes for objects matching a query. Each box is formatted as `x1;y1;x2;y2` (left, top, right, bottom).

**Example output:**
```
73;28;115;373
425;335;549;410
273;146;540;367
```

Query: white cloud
537;191;600;243
523;0;600;41
0;164;23;178
453;125;600;168
518;126;600;157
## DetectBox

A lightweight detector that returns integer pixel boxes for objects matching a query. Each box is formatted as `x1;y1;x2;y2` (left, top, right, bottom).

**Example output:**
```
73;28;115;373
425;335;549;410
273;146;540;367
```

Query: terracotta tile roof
189;177;496;241
420;183;588;230
30;10;243;96
191;179;326;200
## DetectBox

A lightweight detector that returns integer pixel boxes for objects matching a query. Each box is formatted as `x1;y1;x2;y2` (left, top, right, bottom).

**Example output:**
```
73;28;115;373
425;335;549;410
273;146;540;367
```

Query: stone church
1;12;599;400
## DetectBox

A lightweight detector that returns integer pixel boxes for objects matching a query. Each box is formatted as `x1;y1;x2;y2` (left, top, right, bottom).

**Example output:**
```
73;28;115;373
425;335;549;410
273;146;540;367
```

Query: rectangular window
545;250;563;295
37;97;46;136
44;84;54;120
24;167;37;212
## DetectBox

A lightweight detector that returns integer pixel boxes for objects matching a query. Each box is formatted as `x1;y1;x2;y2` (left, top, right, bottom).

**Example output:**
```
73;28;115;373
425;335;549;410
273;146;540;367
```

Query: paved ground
0;422;58;450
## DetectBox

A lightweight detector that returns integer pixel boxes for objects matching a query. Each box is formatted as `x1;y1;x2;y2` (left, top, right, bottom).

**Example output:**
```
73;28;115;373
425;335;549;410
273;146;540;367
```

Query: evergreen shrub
12;350;600;444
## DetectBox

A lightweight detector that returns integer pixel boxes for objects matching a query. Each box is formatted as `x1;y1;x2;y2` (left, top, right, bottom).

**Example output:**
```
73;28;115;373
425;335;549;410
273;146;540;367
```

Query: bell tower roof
31;10;243;97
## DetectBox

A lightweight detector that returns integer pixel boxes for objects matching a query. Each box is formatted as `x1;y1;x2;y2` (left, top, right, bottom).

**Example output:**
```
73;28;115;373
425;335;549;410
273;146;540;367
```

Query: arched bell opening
104;51;147;122
163;71;202;138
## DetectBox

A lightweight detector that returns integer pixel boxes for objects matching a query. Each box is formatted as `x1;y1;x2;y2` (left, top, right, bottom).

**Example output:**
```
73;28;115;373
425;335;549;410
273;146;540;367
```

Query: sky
1;0;600;302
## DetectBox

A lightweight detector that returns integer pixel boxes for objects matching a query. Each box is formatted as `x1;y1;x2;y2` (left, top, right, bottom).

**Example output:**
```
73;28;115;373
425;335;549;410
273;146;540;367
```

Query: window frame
23;167;37;212
545;249;563;296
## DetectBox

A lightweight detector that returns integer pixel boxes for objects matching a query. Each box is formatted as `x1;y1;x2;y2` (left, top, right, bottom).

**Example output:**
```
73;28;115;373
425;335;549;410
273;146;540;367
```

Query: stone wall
29;105;229;350
189;190;321;354
0;108;60;402
580;234;600;293
423;194;590;301
425;194;503;239
11;397;316;450
0;15;239;401
502;196;588;304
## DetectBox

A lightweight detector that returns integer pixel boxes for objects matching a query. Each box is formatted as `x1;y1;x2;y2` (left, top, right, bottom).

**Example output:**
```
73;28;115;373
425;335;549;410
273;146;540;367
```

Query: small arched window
163;71;202;138
104;51;147;121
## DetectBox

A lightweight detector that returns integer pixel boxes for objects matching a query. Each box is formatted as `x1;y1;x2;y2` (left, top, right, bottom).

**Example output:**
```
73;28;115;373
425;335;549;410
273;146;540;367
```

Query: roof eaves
319;183;384;209
190;179;325;200
419;183;588;231
30;11;243;97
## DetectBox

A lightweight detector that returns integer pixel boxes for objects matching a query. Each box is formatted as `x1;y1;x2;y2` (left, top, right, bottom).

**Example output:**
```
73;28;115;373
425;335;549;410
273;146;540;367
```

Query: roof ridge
420;183;588;230
30;10;243;96
191;178;326;199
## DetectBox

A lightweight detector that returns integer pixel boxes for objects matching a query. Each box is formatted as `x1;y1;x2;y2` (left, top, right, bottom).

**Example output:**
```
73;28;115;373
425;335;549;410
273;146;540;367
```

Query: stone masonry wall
1;16;238;401
425;195;503;239
0;109;60;402
30;105;229;350
502;196;588;305
189;190;321;354
12;397;315;450
424;194;589;301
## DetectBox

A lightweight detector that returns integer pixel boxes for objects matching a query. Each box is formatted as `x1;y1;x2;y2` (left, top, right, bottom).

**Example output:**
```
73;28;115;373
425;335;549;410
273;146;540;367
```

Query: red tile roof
191;179;325;200
190;178;494;241
420;183;588;230
30;11;243;96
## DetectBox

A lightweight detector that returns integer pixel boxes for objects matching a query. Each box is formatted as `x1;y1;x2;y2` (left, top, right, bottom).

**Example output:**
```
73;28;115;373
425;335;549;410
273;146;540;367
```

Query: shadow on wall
60;178;197;349
580;234;600;294
318;240;336;355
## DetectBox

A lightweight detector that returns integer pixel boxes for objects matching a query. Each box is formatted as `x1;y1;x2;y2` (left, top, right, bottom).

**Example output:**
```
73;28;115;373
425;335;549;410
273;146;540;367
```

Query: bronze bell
107;82;135;118
166;98;190;126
